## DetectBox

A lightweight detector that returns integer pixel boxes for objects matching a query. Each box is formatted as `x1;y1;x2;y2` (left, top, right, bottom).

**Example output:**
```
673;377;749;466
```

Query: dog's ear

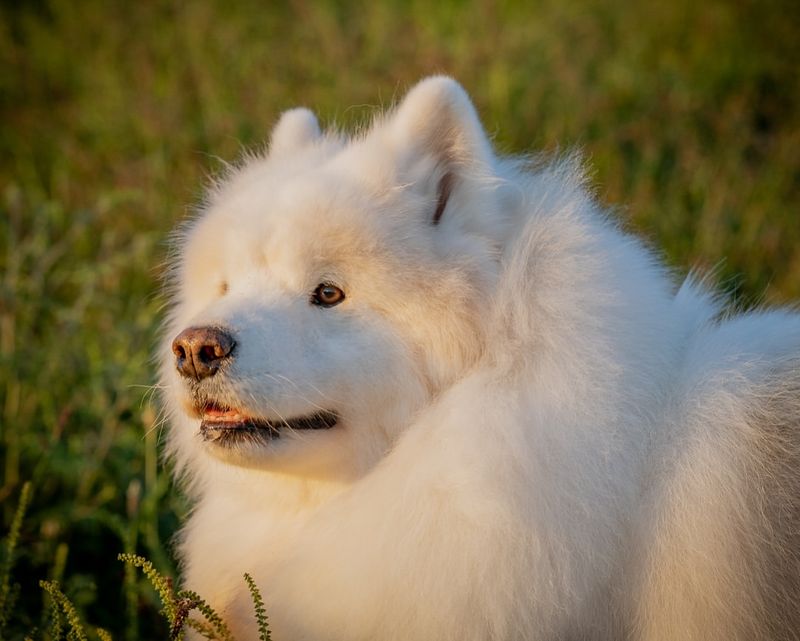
269;108;321;156
389;77;494;225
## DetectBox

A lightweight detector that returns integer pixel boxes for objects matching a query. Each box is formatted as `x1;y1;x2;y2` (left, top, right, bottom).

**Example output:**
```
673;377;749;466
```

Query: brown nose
172;327;236;381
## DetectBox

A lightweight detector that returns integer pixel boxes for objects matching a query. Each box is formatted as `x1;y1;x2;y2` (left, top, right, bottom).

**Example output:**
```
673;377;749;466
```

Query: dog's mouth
198;402;339;444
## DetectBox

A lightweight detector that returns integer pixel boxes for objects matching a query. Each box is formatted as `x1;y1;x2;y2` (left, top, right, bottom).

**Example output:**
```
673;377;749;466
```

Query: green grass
1;0;799;637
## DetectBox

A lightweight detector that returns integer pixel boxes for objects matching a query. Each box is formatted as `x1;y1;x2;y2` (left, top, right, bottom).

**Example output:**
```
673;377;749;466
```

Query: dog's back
632;309;800;641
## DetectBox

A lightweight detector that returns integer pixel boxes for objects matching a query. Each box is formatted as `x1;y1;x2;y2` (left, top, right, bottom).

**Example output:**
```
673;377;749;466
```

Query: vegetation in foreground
1;0;798;637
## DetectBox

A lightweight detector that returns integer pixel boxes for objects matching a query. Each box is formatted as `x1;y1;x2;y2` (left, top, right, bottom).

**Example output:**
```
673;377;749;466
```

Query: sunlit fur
161;77;800;640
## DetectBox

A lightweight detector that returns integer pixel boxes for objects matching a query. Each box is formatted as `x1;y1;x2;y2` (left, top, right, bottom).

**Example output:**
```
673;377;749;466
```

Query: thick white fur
161;77;800;640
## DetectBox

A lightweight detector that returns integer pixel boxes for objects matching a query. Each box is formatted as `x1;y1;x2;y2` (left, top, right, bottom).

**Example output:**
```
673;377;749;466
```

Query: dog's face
162;78;513;480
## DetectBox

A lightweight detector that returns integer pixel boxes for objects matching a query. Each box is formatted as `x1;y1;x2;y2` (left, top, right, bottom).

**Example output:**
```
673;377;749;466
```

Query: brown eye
312;283;345;307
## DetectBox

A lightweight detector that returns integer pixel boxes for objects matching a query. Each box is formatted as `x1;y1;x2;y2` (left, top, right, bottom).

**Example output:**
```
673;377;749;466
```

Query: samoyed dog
161;77;800;640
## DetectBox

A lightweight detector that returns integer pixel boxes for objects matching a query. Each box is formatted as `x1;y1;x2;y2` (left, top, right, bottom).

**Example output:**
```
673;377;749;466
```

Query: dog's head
162;77;518;481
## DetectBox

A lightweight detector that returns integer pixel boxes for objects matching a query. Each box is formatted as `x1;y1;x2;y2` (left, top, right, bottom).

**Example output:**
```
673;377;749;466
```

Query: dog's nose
172;327;236;381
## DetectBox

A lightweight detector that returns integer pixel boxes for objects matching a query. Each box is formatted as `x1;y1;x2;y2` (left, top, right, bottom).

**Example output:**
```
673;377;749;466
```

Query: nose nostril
173;344;186;359
199;344;217;364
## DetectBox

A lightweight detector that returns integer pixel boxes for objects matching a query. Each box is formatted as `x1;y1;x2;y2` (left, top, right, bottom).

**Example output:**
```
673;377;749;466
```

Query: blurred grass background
1;0;799;637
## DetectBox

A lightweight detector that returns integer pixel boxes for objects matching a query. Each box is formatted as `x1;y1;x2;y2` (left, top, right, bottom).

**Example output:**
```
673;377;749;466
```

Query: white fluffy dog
161;77;800;640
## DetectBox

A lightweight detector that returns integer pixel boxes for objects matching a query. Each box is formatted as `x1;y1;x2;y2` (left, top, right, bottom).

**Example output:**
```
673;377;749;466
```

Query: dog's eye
312;283;345;307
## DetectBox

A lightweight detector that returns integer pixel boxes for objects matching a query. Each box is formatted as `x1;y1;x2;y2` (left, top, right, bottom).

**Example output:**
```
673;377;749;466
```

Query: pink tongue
203;405;246;422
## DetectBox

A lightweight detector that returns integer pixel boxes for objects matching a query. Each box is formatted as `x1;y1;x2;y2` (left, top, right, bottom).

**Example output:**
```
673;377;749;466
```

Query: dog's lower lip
198;403;339;433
